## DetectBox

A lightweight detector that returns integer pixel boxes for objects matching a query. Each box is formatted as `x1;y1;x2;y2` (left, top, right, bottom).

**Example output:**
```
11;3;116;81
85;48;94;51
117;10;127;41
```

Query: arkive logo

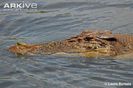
3;1;37;9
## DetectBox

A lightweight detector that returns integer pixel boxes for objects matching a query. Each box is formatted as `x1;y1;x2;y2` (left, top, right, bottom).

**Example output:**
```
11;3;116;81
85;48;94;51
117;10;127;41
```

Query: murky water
0;0;133;88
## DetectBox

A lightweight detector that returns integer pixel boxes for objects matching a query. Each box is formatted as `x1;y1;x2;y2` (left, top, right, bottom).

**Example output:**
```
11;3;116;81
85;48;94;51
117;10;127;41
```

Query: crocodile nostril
93;46;98;49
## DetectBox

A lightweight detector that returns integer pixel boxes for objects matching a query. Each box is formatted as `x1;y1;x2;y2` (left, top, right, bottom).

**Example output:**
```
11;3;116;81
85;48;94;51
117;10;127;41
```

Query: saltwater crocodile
8;30;133;58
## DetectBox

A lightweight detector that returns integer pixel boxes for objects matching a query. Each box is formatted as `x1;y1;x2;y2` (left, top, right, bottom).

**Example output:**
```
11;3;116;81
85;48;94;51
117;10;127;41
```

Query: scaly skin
8;30;133;58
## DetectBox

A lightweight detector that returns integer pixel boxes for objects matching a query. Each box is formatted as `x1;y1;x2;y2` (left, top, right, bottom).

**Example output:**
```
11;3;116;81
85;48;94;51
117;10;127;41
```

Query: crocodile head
9;30;119;57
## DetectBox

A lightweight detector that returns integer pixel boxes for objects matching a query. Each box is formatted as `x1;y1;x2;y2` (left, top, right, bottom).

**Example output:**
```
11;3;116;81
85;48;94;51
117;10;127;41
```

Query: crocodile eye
98;35;117;41
105;37;117;41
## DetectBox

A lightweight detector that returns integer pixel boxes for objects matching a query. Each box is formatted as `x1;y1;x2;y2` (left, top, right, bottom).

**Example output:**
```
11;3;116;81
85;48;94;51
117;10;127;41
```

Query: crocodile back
109;34;133;55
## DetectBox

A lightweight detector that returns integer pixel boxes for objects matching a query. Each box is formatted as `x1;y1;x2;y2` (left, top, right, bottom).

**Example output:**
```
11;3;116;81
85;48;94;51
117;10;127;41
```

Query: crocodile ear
98;35;117;41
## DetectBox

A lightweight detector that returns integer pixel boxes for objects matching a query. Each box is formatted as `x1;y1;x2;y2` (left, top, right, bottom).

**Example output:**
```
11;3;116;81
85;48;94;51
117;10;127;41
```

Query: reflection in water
0;0;133;88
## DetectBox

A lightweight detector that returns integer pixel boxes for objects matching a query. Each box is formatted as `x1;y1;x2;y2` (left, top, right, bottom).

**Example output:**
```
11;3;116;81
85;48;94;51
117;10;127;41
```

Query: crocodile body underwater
8;30;133;58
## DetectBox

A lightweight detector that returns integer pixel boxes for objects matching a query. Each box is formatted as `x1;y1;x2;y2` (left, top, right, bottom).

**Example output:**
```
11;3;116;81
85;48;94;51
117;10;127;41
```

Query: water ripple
0;0;133;88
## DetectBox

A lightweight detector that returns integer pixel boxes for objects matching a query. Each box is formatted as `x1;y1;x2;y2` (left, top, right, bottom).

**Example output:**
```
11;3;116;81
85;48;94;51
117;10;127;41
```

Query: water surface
0;0;133;88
